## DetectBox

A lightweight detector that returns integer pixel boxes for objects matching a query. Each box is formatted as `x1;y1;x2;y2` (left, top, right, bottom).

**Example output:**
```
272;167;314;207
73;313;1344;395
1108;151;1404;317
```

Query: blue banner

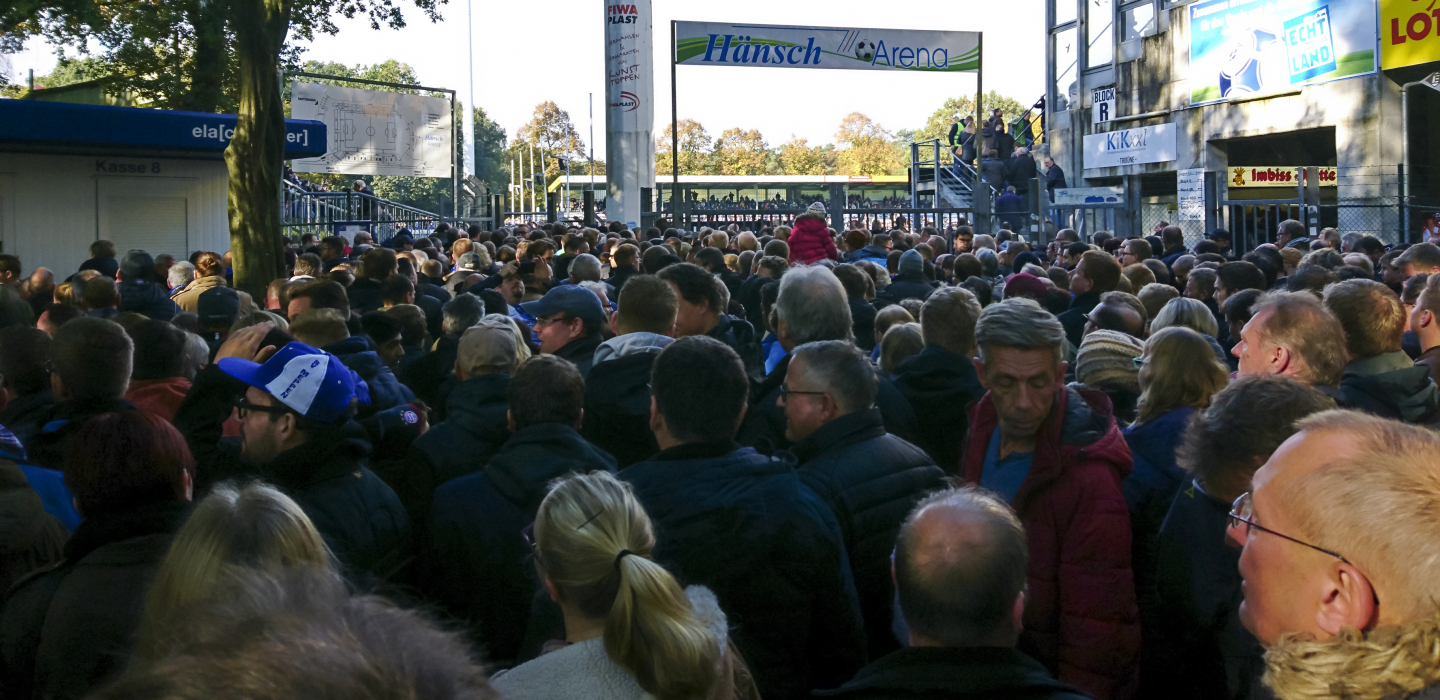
1188;0;1376;105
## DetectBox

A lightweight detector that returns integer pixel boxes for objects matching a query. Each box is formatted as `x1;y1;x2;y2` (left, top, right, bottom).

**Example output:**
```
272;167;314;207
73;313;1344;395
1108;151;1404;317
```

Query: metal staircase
910;139;982;210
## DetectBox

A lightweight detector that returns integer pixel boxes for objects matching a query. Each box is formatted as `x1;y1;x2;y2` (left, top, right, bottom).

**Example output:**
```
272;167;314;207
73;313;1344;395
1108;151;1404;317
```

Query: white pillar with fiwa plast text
604;0;655;230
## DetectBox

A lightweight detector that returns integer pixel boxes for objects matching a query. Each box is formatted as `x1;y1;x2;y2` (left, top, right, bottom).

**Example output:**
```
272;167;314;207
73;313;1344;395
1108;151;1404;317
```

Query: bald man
823;485;1087;700
1228;410;1440;699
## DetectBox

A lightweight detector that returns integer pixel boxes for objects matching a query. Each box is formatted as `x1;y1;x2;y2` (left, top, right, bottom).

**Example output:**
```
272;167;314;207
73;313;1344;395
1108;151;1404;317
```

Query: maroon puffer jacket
961;386;1140;700
788;214;838;265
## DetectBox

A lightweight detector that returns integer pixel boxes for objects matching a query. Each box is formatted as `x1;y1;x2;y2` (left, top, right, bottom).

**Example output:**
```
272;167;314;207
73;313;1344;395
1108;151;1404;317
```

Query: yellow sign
1381;0;1440;69
1228;166;1338;188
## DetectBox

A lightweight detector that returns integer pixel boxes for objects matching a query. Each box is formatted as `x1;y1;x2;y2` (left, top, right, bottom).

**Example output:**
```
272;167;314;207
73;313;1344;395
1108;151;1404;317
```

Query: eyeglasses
233;397;292;420
1228;492;1350;564
779;385;825;399
534;315;572;328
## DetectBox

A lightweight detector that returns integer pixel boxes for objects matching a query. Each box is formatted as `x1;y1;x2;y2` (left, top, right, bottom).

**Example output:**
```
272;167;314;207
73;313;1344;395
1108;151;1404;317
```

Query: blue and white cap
218;342;370;424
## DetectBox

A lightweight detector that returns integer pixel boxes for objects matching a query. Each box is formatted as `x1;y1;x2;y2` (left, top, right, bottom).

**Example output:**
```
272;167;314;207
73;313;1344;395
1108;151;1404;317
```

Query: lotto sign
1380;0;1440;69
1092;86;1116;124
1188;0;1376;104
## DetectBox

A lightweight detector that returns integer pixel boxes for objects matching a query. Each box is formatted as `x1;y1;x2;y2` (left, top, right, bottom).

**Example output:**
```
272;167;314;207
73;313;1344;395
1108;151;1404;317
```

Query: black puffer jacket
117;281;179;321
876;272;935;307
425;424;615;666
621;441;866;700
407;373;510;491
891;346;986;472
741;355;917;455
850;298;878;352
1339;352;1440;424
552;333;604;378
399;334;461;417
789;408;946;661
706;315;761;380
173;365;411;587
583;346;664;469
814;646;1090;700
0;500;189;700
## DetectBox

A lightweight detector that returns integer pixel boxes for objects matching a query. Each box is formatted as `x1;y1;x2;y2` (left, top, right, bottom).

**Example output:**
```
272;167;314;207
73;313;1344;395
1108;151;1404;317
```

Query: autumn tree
712;127;768;176
778;136;830;175
509;101;586;186
835;112;905;176
655;119;714;175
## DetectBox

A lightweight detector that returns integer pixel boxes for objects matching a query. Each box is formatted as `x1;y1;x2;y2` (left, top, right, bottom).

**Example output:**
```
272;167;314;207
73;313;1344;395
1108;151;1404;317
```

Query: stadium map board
289;81;454;178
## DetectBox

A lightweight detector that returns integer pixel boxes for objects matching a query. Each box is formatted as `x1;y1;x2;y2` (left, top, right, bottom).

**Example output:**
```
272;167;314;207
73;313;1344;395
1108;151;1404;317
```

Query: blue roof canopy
0;99;327;159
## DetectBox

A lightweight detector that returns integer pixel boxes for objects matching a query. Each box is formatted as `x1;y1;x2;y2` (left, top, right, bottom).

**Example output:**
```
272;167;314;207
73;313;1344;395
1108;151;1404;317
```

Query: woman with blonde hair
491;471;753;700
132;481;333;665
1123;326;1231;630
1150;296;1228;362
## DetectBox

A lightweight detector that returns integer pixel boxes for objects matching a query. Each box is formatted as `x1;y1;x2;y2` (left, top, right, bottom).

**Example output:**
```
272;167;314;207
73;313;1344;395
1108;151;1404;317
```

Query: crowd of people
2;205;1440;700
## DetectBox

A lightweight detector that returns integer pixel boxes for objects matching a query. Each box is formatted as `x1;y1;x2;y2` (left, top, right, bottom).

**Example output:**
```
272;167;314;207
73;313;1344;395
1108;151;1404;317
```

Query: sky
8;0;1045;156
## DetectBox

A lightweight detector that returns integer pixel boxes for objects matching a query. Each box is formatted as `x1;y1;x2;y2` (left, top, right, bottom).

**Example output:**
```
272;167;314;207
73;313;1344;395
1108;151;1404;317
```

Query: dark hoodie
323;336;416;417
891;346;986;472
814;646;1089;700
706;314;761;379
117;251;178;321
394;373;511;526
426;424;616;666
850;298;878;352
1339;351;1440;424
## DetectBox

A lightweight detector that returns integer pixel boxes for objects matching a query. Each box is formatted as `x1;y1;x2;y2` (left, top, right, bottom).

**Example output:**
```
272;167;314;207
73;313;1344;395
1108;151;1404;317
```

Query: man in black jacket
1323;279;1440;423
658;262;759;374
398;318;517;525
818;486;1088;700
1058;251;1123;349
346;247;397;315
742;266;917;454
172;324;410;586
1006;147;1039;197
426;355;615;666
784;340;946;661
893;287;987;472
25;318;137;471
398;293;485;413
0;411;192;700
621;336;865;700
583;274;676;468
877;250;935;307
737;255;785;332
519;284;606;378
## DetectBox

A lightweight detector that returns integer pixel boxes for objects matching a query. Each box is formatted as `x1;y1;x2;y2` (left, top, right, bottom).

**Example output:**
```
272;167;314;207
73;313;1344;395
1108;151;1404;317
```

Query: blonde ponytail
535;472;722;700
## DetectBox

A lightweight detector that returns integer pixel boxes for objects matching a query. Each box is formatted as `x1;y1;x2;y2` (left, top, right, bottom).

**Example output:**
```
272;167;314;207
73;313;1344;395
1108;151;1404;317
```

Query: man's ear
1316;562;1379;636
1423;309;1436;330
507;409;516;433
973;358;990;390
1055;361;1069;385
648;396;662;435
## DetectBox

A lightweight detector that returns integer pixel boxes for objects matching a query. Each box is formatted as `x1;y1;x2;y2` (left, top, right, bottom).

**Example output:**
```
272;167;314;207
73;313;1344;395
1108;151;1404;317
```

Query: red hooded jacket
962;386;1140;700
788;214;838;265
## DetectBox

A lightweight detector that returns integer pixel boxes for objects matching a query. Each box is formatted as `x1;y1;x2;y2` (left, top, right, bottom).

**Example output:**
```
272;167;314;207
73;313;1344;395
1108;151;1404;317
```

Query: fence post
1400;163;1409;244
1204;170;1218;237
583;190;596;228
546;192;558;223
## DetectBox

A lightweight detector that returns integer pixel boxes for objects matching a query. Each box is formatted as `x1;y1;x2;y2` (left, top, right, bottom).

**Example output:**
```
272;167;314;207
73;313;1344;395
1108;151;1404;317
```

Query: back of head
1222;288;1264;331
895;485;1029;646
775;266;852;345
456;317;520;378
658;263;723;316
1397;242;1440;271
920;287;981;356
1161;225;1184;249
1248;290;1348;386
1079;250;1122;292
441;293;485;336
1276;411;1440;621
128;319;188;381
975;298;1066;366
1137;283;1180;321
1322;278;1404;359
1286;264;1338;296
361;247;398;281
1179;375;1332;504
0;326;52;397
82;276;120;310
289;279;350;316
535;471;721;700
91;239;117;260
195;252;225;279
651;336;747;444
380;275;414;305
831;264;872;301
1152;297;1218;338
616;275;678;336
569;254;602;282
65;411;192;517
289;309;351;349
52;316;133;401
795;340;878;414
763;239;789;259
137;482;332;661
509;355;584;429
1094;291;1149;338
1136;326;1230;423
880;323;925;376
382;304;428;346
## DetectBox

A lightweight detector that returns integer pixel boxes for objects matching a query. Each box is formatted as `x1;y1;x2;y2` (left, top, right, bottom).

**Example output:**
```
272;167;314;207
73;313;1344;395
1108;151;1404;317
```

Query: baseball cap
457;318;519;374
218;341;371;424
457;252;484;272
518;284;606;326
197;286;240;328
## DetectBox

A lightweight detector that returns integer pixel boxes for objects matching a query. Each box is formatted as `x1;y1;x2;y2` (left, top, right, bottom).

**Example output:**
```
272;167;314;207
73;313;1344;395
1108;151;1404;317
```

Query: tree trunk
224;0;290;299
185;0;229;113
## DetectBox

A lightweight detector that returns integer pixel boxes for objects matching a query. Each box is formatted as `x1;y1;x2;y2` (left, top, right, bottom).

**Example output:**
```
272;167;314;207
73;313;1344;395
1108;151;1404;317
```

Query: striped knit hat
1075;330;1144;389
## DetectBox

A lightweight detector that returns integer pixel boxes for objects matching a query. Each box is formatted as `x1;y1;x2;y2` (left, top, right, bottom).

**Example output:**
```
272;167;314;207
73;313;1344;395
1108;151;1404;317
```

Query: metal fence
282;183;449;242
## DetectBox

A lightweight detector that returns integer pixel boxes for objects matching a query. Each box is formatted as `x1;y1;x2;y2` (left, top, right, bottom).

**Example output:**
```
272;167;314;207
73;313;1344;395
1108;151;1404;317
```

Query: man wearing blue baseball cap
519;284;607;378
172;322;410;583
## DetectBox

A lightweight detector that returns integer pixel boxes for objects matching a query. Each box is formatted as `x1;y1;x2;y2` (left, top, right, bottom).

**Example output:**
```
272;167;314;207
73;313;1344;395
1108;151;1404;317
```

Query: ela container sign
1187;0;1377;105
674;22;980;72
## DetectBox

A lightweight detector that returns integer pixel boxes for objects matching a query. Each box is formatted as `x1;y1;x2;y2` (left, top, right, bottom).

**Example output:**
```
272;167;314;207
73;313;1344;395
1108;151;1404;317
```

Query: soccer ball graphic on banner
854;41;876;62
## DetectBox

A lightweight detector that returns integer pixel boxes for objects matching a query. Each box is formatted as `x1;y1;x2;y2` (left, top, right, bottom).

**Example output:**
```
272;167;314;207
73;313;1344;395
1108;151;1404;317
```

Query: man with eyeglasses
1227;409;1440;699
172;323;410;586
519;284;606;378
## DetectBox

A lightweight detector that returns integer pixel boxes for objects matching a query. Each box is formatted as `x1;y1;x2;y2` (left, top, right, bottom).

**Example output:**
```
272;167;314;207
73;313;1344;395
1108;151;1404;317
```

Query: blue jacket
621;442;866;700
426;424;615;666
323;336;416;417
118;281;179;321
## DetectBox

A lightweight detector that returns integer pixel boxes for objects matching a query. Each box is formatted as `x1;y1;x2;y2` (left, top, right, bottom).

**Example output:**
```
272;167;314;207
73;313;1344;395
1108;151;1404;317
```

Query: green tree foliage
913;92;1041;146
509;101;586;186
712;127;768;176
655;119;713;176
778;136;831;176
